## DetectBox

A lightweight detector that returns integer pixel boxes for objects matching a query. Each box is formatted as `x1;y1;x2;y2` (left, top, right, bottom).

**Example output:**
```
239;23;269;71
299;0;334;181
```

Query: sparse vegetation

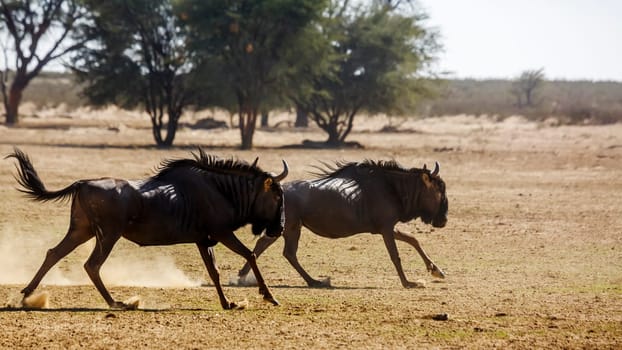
418;78;622;125
21;71;84;111
15;73;622;127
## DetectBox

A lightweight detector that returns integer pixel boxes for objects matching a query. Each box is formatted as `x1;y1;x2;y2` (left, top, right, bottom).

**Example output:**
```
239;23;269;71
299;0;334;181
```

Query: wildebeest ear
264;178;273;192
421;173;433;188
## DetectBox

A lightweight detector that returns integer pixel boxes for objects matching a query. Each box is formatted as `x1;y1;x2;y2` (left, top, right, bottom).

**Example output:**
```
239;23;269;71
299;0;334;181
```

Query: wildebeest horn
274;160;289;182
432;161;440;176
251;157;259;168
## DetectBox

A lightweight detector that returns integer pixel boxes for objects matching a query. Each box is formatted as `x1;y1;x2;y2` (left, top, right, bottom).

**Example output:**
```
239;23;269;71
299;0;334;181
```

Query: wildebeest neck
380;170;428;222
148;151;276;231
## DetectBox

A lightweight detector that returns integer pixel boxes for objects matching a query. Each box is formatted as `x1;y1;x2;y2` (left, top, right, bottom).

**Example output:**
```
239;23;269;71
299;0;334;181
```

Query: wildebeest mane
154;148;266;179
311;159;426;179
149;149;270;231
311;159;438;221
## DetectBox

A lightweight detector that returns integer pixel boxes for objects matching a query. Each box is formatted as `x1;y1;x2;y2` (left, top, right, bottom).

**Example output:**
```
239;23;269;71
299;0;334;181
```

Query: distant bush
17;72;622;126
20;71;85;112
418;79;622;125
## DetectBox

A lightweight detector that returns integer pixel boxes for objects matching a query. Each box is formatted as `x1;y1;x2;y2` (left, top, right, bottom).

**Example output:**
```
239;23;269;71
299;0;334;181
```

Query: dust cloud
0;225;201;288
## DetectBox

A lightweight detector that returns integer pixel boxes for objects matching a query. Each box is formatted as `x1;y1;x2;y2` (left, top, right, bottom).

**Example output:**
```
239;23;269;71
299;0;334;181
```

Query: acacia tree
511;68;545;108
180;0;328;149
297;1;440;147
73;0;197;147
0;0;89;125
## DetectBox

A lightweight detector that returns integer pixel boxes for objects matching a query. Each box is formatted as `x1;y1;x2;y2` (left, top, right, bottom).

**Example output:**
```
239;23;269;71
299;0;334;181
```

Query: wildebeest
7;147;288;309
236;159;448;288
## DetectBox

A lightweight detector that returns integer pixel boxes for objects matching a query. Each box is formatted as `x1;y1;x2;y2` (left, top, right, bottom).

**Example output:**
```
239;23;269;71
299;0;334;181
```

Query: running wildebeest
236;160;448;288
7;148;288;309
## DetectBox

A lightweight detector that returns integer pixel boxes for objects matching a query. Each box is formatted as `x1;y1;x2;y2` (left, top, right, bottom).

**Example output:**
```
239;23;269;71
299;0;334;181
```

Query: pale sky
417;0;622;81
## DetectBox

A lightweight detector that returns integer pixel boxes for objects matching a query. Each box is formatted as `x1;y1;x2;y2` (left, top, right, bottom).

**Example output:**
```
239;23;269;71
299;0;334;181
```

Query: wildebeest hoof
109;301;125;309
223;301;237;310
110;301;138;310
404;280;426;289
430;265;445;279
263;296;280;306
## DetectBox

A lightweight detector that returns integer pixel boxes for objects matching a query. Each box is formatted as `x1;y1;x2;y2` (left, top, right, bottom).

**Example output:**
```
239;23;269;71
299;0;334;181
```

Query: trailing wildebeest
236;160;448;288
7;147;288;309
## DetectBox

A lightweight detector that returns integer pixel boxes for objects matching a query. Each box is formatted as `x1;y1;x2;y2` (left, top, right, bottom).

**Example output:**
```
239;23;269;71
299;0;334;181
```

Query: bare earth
0;110;620;349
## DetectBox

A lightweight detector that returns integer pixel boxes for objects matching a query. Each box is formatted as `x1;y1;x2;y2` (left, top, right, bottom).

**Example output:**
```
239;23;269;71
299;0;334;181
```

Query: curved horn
274;160;289;182
251;157;259;168
432;161;440;176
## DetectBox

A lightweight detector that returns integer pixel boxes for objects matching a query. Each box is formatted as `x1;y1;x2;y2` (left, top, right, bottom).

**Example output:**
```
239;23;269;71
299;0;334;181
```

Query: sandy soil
0;111;620;349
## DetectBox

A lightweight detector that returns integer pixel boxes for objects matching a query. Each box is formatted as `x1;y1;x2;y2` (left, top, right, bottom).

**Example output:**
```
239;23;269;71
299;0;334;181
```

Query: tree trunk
150;112;178;148
260;110;269;127
294;106;308;127
325;127;341;147
152;122;164;147
161;115;178;147
239;107;257;150
525;89;533;107
5;84;24;125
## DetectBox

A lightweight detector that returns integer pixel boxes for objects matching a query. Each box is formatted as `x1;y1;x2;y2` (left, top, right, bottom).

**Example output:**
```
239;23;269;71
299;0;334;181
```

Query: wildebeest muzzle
432;195;448;228
253;191;285;237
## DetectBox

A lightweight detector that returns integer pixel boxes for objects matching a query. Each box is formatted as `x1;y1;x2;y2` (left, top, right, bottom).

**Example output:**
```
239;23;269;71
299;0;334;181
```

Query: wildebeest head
251;160;289;237
417;162;448;228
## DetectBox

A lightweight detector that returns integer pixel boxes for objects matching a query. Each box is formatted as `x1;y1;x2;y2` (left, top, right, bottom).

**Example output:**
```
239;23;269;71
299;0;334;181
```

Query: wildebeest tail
6;147;78;203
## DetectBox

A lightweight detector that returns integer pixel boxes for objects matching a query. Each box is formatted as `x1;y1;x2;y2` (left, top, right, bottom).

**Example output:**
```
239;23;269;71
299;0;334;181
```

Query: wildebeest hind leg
394;229;445;278
380;229;425;288
197;244;237;309
83;232;125;309
218;233;279;306
22;224;94;298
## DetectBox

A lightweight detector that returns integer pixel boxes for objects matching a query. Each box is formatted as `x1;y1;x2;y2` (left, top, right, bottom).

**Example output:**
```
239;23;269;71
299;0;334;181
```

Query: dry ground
0;110;621;349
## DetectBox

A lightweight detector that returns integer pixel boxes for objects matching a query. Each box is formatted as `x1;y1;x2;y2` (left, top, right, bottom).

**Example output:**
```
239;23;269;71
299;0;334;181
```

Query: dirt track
0;113;621;349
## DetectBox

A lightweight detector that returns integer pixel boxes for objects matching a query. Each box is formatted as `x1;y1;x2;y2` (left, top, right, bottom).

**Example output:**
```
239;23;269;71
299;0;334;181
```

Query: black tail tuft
6;147;77;203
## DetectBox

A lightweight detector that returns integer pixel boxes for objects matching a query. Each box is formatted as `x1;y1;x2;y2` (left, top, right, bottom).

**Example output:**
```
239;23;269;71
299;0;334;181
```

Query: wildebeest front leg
218;233;279;306
281;225;330;288
197;244;237;310
237;234;279;282
394;229;445;279
380;229;424;288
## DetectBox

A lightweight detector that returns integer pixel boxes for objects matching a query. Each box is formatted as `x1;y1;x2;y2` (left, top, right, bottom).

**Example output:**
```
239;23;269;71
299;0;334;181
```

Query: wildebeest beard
252;195;285;237
430;194;448;228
